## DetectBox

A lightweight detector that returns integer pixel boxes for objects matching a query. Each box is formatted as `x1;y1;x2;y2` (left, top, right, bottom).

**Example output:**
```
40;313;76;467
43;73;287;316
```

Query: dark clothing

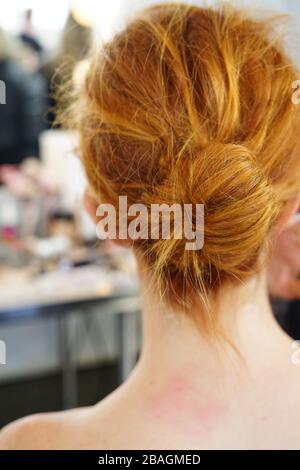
19;33;44;58
0;59;46;165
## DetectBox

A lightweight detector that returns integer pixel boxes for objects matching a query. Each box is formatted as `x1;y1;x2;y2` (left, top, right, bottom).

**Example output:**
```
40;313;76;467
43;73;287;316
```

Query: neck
135;259;290;386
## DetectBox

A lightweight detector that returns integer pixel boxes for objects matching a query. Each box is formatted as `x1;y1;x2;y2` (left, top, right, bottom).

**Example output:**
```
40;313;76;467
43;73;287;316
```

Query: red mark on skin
260;416;267;422
143;373;228;438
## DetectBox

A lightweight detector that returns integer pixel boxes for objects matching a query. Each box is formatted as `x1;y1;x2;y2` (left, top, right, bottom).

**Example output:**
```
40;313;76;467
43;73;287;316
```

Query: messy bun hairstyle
66;3;300;330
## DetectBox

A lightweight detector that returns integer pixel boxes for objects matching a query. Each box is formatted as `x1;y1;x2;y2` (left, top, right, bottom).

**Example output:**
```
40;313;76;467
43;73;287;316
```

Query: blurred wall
119;0;293;18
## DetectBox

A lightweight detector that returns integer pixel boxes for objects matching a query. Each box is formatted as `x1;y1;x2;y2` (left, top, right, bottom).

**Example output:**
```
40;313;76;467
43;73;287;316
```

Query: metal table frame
0;293;140;409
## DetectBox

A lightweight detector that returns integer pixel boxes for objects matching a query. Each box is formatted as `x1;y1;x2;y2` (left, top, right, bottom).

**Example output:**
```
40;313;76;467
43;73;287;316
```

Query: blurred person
2;3;300;450
0;28;46;165
268;214;300;340
40;11;92;128
19;9;44;61
268;214;300;301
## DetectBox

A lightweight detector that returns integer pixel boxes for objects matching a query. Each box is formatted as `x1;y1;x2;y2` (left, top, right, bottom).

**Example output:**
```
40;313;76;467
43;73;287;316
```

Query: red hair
64;3;300;332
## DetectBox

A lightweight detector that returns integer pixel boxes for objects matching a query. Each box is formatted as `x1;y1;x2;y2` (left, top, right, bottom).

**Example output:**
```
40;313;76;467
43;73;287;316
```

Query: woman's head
69;3;300;329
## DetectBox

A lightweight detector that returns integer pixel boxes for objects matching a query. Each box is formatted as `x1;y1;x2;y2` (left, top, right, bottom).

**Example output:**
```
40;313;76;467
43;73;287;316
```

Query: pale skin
1;193;300;450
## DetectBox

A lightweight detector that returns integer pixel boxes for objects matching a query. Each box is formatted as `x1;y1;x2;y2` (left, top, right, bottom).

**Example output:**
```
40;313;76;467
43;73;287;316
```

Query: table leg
117;312;138;384
58;314;78;409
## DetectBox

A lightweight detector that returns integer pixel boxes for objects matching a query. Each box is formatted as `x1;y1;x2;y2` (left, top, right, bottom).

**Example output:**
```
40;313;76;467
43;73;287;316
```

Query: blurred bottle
0;188;19;241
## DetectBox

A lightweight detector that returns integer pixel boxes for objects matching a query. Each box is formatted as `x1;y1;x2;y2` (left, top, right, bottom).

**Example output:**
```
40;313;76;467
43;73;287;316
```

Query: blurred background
0;0;299;427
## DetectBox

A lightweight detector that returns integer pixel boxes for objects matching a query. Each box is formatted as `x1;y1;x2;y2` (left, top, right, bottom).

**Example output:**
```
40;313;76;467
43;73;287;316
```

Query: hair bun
148;142;280;295
191;143;278;273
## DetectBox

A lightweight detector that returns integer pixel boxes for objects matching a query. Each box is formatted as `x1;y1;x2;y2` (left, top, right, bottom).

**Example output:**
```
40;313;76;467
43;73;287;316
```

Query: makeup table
0;264;140;409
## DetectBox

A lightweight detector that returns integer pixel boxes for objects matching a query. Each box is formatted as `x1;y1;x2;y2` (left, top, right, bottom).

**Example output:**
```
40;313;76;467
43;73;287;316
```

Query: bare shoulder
0;386;132;450
0;379;139;450
0;406;93;450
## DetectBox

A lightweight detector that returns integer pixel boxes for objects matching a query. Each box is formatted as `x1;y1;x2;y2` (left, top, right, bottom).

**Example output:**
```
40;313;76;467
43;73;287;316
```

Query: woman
1;3;300;449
